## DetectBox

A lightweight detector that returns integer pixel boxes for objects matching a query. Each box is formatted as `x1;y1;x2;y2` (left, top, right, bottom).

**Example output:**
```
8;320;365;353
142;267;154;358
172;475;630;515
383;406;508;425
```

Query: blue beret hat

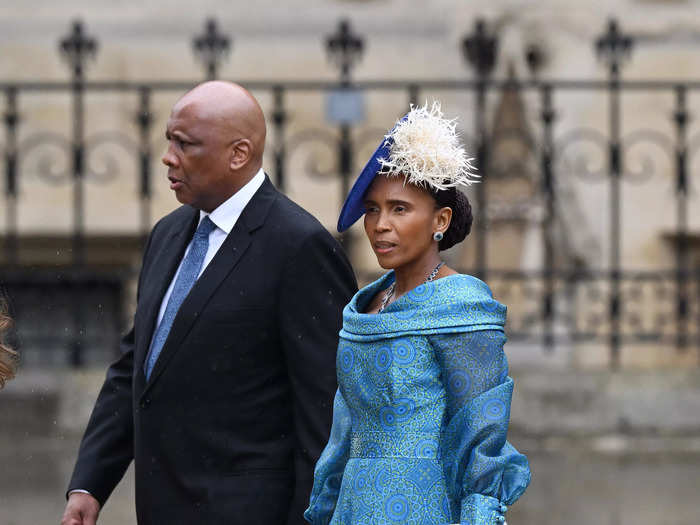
336;102;478;233
336;116;406;232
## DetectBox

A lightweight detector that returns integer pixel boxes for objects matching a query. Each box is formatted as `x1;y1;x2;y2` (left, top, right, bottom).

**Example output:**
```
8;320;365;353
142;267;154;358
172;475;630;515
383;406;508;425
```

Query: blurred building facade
2;0;700;371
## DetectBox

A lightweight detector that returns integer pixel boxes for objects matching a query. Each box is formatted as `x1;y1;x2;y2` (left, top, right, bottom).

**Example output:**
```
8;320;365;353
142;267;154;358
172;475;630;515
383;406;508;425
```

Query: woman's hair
432;186;473;251
0;300;17;389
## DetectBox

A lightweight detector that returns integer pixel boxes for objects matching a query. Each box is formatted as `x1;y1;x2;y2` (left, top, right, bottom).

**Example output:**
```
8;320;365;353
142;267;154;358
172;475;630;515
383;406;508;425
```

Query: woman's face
363;175;450;270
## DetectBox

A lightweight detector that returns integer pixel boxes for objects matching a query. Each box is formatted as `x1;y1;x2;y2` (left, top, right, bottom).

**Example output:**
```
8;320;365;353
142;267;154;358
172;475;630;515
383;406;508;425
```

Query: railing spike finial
58;19;98;80
325;18;364;84
462;18;498;78
193;17;231;80
595;18;633;78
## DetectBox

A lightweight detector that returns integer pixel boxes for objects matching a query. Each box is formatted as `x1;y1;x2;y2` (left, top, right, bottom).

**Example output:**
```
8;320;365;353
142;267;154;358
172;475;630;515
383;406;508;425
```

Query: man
61;81;357;525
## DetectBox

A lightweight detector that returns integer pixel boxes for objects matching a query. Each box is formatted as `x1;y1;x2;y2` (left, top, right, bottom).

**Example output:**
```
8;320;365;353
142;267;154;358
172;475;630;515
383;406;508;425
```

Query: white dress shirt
155;168;265;326
68;168;265;499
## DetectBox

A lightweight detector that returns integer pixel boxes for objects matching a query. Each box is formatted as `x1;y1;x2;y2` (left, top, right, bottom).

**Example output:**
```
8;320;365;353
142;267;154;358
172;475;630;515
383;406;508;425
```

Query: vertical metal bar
4;87;18;265
272;85;287;192
595;18;632;368
474;79;488;280
59;20;97;368
137;86;152;246
673;85;689;351
70;66;86;368
339;124;353;254
408;84;419;107
540;84;556;352
609;73;622;369
72;79;85;267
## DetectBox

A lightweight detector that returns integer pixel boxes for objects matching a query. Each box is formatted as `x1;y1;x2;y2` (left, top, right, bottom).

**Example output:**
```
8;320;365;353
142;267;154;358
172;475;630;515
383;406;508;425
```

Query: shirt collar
198;168;266;234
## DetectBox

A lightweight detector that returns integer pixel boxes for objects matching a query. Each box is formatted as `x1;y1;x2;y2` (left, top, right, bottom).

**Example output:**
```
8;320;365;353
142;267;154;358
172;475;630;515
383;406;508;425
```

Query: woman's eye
394;206;406;213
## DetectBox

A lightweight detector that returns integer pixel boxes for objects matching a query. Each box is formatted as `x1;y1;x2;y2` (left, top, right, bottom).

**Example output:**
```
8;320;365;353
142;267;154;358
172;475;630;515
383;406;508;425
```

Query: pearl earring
433;231;444;241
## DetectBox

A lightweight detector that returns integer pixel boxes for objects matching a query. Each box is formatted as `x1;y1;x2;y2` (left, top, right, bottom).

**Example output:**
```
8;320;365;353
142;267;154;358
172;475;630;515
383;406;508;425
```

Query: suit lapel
140;176;278;397
135;208;198;382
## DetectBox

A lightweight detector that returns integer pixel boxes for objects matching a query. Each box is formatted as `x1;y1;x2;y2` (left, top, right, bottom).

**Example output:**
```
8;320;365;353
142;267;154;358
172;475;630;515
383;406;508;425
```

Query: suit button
140;399;151;409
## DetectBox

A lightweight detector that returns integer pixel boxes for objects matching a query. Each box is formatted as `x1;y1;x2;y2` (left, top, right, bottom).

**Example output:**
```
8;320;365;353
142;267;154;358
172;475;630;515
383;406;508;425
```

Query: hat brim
337;115;409;232
336;138;392;232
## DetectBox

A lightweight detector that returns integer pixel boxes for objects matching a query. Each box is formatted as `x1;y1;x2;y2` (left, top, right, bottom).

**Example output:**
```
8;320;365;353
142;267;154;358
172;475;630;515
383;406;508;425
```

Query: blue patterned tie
144;216;216;379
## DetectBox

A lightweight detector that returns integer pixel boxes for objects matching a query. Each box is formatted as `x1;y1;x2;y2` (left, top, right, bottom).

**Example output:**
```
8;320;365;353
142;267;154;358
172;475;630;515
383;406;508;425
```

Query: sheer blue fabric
304;273;530;525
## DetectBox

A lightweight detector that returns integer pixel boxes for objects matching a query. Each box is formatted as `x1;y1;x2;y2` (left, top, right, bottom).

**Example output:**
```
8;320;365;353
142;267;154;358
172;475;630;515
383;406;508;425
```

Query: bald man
62;82;357;525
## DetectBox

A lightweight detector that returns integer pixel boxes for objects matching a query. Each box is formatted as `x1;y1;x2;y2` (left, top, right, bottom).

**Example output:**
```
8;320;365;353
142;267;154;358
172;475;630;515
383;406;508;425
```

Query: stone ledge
509;368;700;437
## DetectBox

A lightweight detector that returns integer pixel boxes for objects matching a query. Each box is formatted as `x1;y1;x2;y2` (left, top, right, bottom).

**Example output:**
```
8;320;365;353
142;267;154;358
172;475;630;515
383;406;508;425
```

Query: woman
0;300;17;389
305;103;530;525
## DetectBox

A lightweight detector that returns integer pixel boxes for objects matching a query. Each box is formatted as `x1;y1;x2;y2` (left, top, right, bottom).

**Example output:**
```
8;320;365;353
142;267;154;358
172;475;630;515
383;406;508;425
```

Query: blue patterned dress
304;272;530;525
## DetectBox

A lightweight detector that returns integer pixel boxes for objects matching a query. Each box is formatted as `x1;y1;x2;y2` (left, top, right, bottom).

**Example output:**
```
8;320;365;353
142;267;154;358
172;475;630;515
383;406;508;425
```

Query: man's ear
229;139;252;171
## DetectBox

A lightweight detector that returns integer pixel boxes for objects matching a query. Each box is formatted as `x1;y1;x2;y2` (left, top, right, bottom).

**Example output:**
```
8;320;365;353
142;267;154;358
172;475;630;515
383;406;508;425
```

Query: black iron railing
1;17;699;368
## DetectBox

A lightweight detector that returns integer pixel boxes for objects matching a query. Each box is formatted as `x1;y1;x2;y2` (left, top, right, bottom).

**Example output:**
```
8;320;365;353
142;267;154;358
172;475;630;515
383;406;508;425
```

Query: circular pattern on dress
339;346;354;373
374;345;393;372
394;398;416;422
406;283;434;303
392;341;416;365
414;438;439;458
384;494;410;521
448;369;471;397
353;468;370;494
482;398;507;421
379;406;396;430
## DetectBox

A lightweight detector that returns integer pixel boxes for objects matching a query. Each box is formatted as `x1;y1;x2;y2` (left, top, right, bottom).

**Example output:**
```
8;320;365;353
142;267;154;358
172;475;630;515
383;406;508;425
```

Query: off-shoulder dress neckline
357;270;466;315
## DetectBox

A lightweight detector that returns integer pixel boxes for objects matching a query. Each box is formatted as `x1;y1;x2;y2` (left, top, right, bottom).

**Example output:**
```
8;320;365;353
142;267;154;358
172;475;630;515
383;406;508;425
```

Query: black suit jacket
68;177;357;524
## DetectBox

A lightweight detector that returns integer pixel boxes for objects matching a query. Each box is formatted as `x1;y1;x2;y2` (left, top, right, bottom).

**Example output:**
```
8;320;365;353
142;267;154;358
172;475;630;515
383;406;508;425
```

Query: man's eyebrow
165;129;192;141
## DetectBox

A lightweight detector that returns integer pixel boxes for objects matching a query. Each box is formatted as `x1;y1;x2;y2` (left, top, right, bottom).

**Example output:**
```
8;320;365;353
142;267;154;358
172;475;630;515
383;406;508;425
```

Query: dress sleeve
304;389;353;524
430;330;531;525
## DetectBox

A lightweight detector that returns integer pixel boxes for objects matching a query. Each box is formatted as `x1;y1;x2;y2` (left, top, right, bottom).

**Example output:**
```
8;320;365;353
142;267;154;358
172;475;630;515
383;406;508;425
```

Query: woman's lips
374;241;397;255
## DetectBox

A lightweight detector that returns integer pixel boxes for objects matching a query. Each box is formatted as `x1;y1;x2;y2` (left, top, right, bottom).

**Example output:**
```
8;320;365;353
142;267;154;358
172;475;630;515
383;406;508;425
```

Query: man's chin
173;190;191;206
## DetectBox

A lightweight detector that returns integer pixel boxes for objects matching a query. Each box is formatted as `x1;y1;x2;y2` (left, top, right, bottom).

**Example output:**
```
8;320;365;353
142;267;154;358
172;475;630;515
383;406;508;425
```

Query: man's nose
162;144;178;168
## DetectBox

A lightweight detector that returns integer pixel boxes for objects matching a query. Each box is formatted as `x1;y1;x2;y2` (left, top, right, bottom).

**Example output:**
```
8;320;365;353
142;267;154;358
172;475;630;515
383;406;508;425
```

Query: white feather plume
378;101;480;191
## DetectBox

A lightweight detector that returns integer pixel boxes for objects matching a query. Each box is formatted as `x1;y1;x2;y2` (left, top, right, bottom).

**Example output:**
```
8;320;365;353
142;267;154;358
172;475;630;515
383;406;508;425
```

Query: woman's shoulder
433;273;496;301
340;271;505;341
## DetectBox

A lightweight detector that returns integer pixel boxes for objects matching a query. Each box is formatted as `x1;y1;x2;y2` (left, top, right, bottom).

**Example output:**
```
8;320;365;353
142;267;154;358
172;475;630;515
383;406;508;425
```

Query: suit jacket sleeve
277;228;357;525
66;222;159;507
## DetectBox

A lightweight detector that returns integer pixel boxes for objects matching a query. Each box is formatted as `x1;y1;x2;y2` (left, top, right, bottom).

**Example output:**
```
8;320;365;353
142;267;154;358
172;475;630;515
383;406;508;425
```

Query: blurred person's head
161;81;266;212
0;301;17;389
